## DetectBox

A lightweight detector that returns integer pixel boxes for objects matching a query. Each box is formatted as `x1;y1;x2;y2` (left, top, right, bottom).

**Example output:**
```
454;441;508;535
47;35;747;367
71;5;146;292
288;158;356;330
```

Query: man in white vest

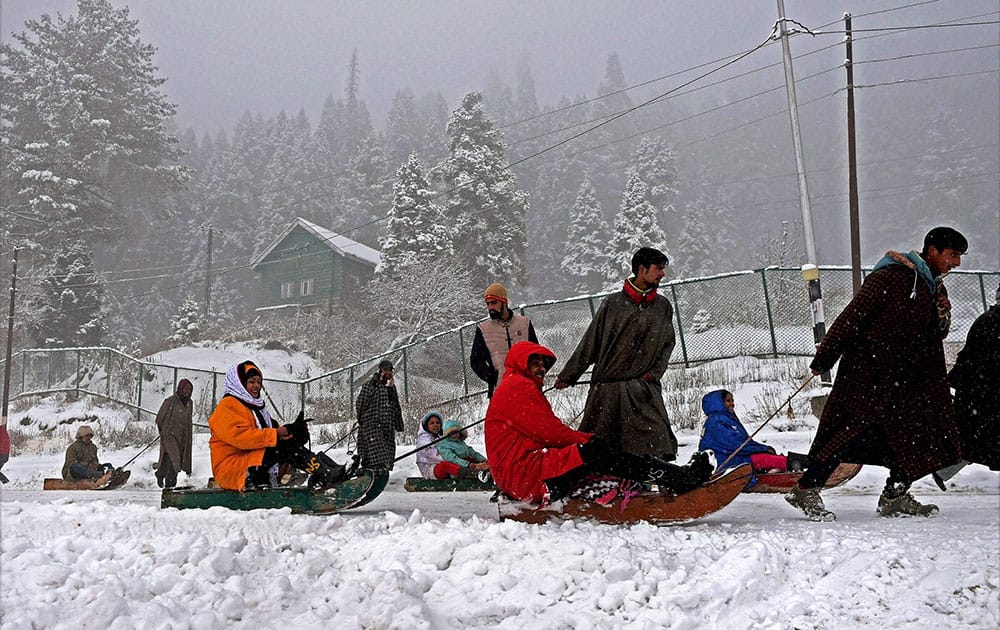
469;282;538;398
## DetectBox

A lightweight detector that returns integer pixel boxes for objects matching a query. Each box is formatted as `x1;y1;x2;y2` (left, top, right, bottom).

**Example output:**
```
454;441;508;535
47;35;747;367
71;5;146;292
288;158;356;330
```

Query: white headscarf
223;363;274;428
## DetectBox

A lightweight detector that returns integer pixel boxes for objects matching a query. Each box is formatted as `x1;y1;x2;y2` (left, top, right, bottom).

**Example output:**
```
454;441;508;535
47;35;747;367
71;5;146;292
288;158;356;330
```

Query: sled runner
498;464;752;525
403;476;496;492
43;469;131;491
160;468;389;515
743;463;862;493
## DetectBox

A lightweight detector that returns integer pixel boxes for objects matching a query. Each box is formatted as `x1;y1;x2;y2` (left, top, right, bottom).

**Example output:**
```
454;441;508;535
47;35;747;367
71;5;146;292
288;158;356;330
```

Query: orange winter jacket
208;396;278;490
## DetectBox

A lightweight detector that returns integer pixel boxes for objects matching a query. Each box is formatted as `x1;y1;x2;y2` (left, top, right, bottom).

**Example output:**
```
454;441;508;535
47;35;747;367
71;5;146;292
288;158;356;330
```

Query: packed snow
1;349;997;628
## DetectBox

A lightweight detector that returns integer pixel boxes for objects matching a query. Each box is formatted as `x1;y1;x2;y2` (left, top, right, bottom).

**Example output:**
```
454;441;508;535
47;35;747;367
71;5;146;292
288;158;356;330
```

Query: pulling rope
118;434;161;471
712;373;818;474
393;384;560;463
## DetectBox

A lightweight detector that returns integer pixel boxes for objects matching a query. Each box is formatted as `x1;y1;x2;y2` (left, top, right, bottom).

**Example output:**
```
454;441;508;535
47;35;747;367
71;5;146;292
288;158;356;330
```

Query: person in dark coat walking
470;282;538;398
155;378;194;488
356;359;404;470
554;247;679;459
786;226;967;521
945;285;999;472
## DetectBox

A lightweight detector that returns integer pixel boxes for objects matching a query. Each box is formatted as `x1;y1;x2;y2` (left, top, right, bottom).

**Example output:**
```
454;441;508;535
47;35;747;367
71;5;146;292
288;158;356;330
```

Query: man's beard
488;309;504;320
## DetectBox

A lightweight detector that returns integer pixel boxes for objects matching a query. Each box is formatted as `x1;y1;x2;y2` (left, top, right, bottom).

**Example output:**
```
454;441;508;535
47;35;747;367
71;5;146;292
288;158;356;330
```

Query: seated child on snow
436;420;490;479
698;389;806;473
416;410;461;480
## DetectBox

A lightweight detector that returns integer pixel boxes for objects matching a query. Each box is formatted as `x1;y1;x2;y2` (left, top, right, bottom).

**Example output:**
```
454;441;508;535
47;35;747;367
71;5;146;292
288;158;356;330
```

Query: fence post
47;351;52;389
212;370;218;405
106;349;112;398
760;268;779;358
135;361;143;423
76;349;82;398
587;296;596;318
458;326;469;396
669;285;690;367
300;381;306;416
979;272;988;313
402;348;409;403
349;365;355;410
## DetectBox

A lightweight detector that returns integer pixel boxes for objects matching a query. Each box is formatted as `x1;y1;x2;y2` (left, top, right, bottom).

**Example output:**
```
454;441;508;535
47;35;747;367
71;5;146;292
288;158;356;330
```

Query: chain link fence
3;267;996;446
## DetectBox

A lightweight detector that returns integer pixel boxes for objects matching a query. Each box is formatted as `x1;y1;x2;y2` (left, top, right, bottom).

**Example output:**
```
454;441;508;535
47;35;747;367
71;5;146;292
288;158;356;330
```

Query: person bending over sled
208;360;345;491
485;341;712;505
698;389;808;474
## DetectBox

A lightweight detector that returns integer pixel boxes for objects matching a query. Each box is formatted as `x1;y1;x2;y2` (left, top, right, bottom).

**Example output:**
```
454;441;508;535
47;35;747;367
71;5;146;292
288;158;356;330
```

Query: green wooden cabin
251;217;380;313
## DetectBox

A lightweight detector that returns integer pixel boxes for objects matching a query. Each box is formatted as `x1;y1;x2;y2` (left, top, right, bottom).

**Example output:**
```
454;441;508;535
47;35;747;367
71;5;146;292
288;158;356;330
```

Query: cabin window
300;278;314;297
280;281;295;299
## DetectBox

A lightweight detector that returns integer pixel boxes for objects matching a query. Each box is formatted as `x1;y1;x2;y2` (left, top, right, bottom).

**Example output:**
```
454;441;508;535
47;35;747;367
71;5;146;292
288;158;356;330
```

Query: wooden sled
161;468;389;515
743;463;862;493
43;469;131;491
404;476;496;492
498;464;753;526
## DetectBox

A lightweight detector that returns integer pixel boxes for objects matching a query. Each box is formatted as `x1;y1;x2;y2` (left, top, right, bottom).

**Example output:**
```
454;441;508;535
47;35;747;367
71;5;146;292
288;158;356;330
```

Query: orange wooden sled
498;464;753;525
743;463;862;493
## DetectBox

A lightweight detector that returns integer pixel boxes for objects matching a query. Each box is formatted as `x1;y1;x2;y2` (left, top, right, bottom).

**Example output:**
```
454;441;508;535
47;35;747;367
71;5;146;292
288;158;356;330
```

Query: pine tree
562;177;610;294
433;92;529;289
378;153;453;278
604;170;669;287
166;298;202;347
0;0;187;251
28;240;107;347
386;89;423;168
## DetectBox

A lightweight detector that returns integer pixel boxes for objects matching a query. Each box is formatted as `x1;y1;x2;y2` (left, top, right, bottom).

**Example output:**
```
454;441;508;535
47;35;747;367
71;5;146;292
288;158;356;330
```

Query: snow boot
876;491;939;517
786;452;810;472
785;485;836;521
290;449;347;490
644;452;712;495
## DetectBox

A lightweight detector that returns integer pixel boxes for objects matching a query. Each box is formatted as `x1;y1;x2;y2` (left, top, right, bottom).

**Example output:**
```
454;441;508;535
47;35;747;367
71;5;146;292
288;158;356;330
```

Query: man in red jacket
485;341;710;504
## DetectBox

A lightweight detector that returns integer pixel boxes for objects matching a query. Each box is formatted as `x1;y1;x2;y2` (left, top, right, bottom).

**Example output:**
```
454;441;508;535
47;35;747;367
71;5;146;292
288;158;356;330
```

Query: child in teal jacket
437;420;490;477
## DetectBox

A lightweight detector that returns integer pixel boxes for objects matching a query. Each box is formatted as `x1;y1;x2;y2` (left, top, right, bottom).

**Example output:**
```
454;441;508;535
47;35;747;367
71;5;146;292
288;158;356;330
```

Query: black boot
787;452;810;472
283;447;346;490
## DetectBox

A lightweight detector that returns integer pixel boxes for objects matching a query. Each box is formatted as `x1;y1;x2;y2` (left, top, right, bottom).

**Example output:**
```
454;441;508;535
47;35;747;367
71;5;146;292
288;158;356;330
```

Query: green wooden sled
161;468;389;515
403;476;496;492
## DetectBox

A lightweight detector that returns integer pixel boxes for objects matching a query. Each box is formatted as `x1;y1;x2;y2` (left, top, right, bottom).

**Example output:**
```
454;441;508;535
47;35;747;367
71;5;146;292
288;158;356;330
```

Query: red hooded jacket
485;341;592;502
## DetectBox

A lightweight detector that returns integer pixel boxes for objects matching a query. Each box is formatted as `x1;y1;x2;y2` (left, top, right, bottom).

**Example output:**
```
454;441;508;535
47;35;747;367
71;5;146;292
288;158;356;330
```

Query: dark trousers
157;457;178;488
799;425;907;491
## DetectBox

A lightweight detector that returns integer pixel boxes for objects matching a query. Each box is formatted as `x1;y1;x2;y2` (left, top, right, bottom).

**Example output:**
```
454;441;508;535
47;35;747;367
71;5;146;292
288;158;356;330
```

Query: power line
854;68;998;88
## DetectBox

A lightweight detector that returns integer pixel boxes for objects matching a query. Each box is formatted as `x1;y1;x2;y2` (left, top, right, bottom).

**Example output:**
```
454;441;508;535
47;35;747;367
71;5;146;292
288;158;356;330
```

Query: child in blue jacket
699;390;800;473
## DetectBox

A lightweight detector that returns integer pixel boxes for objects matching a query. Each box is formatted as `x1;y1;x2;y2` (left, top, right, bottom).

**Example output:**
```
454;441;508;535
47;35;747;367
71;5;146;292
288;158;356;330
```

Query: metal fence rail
3;267;996;442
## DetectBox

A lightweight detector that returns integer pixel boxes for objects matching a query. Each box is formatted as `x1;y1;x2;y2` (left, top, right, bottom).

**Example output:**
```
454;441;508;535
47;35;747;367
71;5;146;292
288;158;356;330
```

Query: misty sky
0;0;937;132
2;0;997;269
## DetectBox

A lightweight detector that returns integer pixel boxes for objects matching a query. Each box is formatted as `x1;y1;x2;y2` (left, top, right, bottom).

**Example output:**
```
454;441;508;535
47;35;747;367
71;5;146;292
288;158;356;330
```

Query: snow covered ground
2;430;998;629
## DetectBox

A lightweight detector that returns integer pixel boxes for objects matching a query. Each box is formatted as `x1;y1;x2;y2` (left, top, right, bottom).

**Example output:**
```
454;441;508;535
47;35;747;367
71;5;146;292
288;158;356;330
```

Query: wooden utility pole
2;248;18;430
845;13;863;295
204;224;214;317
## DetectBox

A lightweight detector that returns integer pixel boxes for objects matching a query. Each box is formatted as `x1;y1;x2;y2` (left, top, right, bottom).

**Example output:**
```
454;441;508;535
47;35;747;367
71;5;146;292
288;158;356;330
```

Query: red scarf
622;278;657;306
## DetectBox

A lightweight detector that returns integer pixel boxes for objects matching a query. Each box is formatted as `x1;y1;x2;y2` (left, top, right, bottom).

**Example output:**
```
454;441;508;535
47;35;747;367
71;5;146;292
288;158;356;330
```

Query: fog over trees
1;0;997;361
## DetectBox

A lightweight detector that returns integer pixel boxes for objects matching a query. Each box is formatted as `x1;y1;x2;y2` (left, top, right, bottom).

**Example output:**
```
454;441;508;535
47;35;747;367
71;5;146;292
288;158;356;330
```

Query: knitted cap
484;282;508;304
76;425;95;439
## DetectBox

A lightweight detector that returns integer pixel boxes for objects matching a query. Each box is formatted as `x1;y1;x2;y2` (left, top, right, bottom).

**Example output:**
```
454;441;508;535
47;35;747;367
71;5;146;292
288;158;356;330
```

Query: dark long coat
356;374;404;470
557;290;678;458
949;304;999;470
156;393;193;475
808;264;961;482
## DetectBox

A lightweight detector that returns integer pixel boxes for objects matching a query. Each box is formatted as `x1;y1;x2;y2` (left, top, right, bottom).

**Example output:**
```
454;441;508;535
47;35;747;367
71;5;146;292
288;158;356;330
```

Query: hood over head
504;341;556;376
701;390;733;416
420;410;444;434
